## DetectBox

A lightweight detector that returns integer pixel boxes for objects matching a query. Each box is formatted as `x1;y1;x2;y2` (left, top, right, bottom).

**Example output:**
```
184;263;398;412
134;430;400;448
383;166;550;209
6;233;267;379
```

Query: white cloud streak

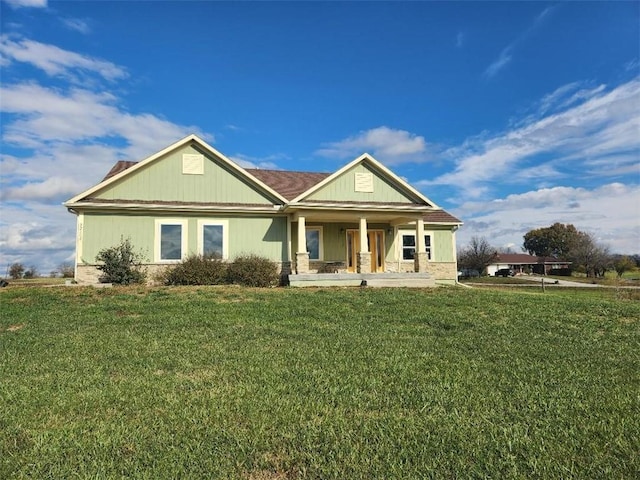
421;79;640;194
483;5;555;79
0;34;126;81
454;183;640;254
316;126;428;165
2;0;46;8
61;18;91;34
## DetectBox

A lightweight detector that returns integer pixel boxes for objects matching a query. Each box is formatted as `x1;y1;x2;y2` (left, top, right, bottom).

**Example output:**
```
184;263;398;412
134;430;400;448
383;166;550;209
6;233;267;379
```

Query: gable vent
354;172;374;192
182;154;204;175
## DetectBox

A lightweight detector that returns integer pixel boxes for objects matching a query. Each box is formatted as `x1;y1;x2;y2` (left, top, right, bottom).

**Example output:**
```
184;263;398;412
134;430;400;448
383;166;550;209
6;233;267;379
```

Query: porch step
288;272;435;288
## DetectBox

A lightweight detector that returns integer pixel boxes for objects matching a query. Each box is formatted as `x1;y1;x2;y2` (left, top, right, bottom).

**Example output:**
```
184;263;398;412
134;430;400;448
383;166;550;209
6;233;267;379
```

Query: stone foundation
356;252;371;274
295;252;310;274
76;260;457;285
414;252;429;273
76;261;294;285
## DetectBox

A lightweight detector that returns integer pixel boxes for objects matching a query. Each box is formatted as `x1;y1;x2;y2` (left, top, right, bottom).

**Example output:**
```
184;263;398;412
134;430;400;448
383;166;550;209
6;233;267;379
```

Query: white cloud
0;34;127;81
456;32;464;48
483;5;556;79
2;0;46;8
0;202;76;274
229;153;283;170
483;47;512;79
454;183;640;254
0;82;207;161
2;176;81;201
0;35;215;274
316;126;428;165
61;18;91;34
422;79;640;195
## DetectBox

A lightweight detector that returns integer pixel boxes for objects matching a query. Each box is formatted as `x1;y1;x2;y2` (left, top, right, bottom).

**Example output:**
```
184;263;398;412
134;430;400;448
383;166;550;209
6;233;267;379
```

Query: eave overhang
65;200;286;215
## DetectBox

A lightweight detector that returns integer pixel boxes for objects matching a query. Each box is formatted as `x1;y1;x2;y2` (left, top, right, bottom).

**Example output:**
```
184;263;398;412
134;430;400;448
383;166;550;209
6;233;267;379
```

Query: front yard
1;286;638;478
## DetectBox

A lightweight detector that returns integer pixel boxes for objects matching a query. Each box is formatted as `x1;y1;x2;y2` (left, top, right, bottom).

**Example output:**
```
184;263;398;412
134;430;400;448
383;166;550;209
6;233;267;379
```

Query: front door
346;230;385;273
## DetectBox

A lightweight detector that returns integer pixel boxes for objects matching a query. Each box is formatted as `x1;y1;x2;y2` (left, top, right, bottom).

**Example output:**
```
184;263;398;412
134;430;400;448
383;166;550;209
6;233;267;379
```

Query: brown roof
103;160;138;181
423;210;462;224
496;254;570;264
245;168;330;201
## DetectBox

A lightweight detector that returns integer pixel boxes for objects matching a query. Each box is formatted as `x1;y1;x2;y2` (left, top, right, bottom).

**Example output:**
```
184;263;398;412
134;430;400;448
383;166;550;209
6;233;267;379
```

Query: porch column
295;216;309;274
414;218;428;273
357;217;371;273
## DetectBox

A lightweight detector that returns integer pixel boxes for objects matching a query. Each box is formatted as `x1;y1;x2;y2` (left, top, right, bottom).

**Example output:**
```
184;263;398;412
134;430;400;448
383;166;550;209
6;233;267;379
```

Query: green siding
433;229;455;263
306;163;420;203
81;214;155;264
81;213;287;264
227;216;287;259
395;226;455;263
93;144;277;204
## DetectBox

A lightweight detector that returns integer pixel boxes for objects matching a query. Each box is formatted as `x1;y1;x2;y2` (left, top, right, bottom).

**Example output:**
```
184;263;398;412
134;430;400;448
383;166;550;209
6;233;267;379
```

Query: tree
8;263;25;279
58;262;75;278
523;223;581;258
96;238;147;285
458;236;498;276
569;232;611;278
613;255;636;278
23;266;38;279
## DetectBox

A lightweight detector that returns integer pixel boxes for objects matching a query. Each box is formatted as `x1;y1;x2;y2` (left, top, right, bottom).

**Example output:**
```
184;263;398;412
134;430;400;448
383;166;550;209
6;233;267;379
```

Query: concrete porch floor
288;272;436;288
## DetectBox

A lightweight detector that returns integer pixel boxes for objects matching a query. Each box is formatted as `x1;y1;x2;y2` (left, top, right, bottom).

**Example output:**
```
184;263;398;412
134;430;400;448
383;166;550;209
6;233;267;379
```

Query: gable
87;142;282;205
304;162;426;205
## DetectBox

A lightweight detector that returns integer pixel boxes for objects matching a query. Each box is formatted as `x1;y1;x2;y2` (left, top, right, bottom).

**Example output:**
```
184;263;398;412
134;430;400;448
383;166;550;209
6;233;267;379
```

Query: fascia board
284;202;435;212
66;201;286;214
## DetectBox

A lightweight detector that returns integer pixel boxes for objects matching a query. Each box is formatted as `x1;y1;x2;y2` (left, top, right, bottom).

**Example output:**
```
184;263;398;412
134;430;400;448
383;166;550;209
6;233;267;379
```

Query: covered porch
289;208;431;276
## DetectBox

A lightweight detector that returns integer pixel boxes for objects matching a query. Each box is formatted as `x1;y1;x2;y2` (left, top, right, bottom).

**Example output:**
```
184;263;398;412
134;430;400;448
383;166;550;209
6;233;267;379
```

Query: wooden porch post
414;218;428;273
357;217;371;273
295;216;309;274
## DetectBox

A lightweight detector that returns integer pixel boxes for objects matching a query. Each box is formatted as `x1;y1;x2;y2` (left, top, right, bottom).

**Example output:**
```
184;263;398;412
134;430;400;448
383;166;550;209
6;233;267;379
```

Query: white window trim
197;219;229;260
399;230;434;261
155;219;188;263
305;226;323;261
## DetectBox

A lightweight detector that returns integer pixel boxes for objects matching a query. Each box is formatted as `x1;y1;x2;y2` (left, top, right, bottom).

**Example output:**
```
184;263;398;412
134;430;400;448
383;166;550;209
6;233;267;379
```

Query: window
401;233;432;260
197;220;228;259
155;219;187;262
305;227;322;260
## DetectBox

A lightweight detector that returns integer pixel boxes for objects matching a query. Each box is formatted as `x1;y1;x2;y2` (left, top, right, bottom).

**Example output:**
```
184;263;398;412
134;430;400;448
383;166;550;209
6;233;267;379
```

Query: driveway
517;276;601;288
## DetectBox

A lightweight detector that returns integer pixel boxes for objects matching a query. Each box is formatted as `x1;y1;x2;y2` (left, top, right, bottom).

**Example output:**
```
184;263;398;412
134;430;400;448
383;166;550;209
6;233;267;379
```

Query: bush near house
227;254;279;287
161;254;278;287
162;254;228;285
95;238;147;285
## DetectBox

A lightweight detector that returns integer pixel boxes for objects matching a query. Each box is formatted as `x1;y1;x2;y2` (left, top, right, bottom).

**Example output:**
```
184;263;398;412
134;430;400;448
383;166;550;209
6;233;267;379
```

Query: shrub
58;262;75;278
9;262;25;279
227;254;278;287
96;238;147;285
23;266;38;279
162;254;228;285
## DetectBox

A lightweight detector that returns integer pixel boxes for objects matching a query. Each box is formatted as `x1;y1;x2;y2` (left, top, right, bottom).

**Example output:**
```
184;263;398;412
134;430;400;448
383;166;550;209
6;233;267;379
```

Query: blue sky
1;0;639;274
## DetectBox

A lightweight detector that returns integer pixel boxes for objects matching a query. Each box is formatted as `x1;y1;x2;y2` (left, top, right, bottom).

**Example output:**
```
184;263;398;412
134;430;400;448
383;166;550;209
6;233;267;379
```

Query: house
487;253;571;276
65;134;462;286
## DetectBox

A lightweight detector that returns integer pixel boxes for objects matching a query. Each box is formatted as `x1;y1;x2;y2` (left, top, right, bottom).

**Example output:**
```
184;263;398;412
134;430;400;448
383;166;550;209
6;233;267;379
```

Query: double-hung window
401;233;432;260
197;220;229;259
155;219;188;262
305;227;323;261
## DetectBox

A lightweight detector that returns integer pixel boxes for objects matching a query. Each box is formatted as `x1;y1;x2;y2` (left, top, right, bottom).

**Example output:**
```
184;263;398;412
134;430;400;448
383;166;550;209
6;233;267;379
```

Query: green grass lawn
1;286;638;479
